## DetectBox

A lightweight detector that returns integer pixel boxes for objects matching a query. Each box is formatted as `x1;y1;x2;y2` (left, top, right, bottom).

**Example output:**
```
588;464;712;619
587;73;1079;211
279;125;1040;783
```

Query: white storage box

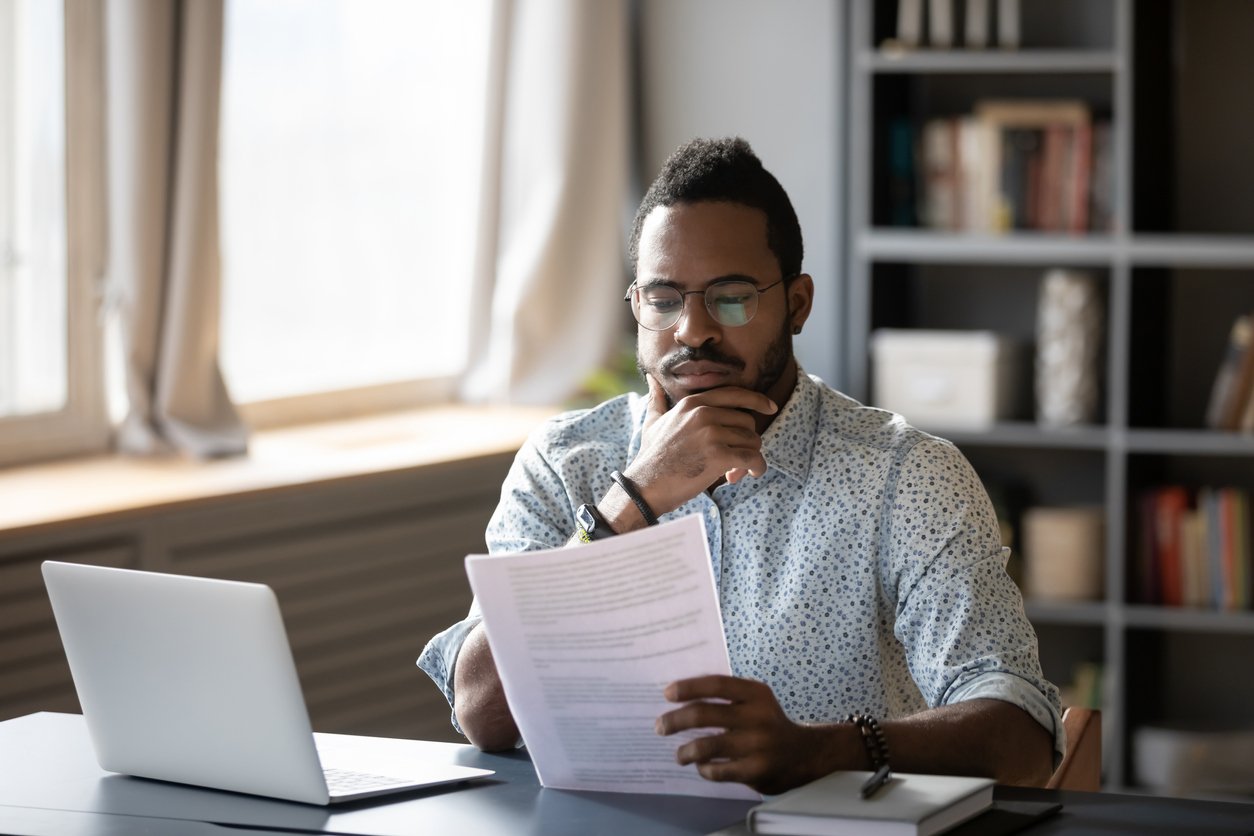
870;329;1019;428
1133;725;1254;796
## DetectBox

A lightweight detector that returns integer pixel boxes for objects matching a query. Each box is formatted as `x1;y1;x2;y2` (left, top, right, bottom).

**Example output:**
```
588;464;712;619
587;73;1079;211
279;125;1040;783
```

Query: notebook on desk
41;561;493;805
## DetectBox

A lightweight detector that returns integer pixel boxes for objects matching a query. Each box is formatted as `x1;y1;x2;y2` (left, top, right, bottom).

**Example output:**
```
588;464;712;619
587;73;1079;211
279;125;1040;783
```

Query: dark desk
2;713;1252;836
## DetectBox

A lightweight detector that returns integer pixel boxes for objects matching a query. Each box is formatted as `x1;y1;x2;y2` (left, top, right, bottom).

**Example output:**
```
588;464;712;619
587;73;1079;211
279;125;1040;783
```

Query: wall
637;0;847;388
0;454;513;745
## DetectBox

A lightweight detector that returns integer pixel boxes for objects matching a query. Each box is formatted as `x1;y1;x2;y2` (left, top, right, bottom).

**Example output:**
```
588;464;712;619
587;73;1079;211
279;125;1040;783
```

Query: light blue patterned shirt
419;371;1063;759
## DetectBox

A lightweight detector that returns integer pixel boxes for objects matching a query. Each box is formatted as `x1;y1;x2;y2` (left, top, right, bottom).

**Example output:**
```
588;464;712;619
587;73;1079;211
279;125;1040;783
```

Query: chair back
1047;706;1101;791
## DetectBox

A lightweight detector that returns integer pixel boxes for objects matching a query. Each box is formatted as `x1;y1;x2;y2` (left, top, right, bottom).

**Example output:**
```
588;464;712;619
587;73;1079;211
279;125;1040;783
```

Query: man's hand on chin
653;675;838;796
624;375;777;518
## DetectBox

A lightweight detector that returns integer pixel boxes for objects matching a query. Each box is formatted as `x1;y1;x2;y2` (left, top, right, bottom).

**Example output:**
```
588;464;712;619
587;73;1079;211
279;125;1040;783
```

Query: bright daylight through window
219;0;493;410
0;0;67;421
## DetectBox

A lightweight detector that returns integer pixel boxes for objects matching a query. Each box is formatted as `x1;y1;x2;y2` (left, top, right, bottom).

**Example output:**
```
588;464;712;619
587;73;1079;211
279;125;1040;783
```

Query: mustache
660;345;745;374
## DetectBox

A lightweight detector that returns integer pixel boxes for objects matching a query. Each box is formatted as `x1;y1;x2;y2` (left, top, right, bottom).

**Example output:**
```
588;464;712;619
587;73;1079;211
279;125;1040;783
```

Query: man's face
633;201;813;406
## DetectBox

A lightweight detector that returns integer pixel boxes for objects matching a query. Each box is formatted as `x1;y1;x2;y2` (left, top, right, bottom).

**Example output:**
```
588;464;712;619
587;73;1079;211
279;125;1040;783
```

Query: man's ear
786;274;815;333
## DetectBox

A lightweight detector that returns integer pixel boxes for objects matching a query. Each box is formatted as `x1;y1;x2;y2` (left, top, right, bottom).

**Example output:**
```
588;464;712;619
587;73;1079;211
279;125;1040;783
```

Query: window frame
238;376;459;430
0;0;108;468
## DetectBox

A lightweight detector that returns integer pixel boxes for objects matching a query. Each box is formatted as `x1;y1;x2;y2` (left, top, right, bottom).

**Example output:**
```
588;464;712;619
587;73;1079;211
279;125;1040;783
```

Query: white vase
1036;270;1103;426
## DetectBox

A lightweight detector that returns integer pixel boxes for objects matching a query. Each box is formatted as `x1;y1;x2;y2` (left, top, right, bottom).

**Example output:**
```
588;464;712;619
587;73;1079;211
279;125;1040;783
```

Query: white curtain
461;0;631;405
104;0;247;457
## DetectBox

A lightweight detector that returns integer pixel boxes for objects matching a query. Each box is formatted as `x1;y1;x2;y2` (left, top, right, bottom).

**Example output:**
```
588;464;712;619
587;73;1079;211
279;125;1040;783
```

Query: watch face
576;504;597;534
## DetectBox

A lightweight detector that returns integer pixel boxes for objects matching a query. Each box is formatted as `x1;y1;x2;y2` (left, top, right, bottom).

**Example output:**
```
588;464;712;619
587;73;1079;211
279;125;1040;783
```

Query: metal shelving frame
844;0;1254;791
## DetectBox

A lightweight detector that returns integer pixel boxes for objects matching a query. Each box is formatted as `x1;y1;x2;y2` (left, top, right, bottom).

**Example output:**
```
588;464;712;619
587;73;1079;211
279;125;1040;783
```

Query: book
957;116;993;232
974;100;1090;234
1201;487;1224;608
1220;488;1239;611
1137;489;1161;604
1219;489;1251;610
1207;313;1254;431
898;0;924;47
1038;125;1066;231
1235;490;1251;609
927;0;954;47
920;119;960;229
1088;121;1114;232
889;118;917;226
1238;377;1254;433
1068;121;1093;233
996;0;1019;48
1179;507;1208;608
964;0;990;48
747;771;994;836
1155;486;1189;607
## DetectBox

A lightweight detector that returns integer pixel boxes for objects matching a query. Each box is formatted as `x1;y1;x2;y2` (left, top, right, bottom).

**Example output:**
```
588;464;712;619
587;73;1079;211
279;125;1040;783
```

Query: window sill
0;404;556;539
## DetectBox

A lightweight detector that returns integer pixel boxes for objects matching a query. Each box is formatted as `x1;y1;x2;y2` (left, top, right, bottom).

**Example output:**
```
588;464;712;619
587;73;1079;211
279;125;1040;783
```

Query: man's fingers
663;674;764;703
674;730;754;765
680;386;778;416
644;373;669;426
656;700;741;736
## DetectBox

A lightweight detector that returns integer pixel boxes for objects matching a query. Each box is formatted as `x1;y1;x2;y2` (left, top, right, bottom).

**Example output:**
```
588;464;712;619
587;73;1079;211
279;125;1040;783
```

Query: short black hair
628;137;803;279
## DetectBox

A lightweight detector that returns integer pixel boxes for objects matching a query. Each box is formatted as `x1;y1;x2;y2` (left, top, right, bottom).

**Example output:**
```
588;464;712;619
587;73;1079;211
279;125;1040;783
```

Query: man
420;138;1061;795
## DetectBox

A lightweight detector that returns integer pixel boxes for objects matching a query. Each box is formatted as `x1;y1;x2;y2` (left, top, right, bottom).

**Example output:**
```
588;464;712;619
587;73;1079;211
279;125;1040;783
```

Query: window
0;0;106;466
219;0;495;425
0;1;66;418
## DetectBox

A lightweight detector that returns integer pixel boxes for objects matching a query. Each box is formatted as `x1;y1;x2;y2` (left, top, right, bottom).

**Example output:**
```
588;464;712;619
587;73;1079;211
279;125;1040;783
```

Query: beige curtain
461;0;631;405
104;0;246;457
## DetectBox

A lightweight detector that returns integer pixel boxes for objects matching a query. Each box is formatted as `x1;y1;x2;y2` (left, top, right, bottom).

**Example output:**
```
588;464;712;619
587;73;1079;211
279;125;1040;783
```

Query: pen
860;763;892;799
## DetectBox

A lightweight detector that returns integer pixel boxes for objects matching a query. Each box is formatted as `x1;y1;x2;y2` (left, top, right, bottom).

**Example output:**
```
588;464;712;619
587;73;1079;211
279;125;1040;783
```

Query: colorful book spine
1155;487;1188;607
1140;486;1251;611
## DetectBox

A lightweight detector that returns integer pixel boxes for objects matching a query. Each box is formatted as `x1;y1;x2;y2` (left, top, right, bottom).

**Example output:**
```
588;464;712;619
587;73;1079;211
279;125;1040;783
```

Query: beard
636;316;794;407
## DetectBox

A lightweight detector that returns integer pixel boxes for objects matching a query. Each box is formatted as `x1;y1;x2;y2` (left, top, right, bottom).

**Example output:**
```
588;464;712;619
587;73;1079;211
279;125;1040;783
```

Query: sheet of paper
465;513;758;800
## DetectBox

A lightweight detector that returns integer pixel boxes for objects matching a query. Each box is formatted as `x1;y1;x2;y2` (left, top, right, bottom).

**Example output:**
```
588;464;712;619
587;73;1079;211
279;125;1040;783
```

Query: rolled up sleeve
884;439;1065;767
416;603;482;736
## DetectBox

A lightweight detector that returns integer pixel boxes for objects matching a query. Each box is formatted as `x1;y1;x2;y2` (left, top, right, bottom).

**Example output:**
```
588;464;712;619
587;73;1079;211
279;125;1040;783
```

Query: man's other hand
654;675;833;796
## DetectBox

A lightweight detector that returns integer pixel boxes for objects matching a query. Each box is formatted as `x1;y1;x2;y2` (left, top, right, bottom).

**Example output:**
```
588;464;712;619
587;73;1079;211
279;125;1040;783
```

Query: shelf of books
847;0;1254;795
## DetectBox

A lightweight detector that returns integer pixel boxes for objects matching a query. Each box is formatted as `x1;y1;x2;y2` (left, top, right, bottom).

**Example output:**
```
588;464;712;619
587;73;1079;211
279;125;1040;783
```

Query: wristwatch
575;503;615;542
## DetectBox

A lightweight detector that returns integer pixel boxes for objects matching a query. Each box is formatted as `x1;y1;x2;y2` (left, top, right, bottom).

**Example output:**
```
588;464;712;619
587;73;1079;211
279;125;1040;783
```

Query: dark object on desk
747;770;994;835
947;800;1062;836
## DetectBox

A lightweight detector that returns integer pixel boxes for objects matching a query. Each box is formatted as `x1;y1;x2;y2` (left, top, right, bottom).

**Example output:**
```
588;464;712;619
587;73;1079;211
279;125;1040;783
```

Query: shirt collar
759;367;819;486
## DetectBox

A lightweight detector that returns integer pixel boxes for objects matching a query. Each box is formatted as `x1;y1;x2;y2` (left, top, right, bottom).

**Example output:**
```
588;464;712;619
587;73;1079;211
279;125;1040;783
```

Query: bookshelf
845;0;1254;793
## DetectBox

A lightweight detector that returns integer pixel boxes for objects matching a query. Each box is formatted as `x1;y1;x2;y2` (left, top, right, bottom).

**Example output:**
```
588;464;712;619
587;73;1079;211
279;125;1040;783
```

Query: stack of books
1135;486;1252;610
908;99;1112;234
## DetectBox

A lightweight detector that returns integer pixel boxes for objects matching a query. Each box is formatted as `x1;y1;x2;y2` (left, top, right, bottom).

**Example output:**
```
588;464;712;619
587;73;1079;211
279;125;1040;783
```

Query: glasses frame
623;275;796;332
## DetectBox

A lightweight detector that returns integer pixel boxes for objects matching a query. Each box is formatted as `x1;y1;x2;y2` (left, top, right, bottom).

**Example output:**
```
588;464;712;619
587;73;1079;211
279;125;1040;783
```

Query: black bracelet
846;714;890;771
609;470;658;526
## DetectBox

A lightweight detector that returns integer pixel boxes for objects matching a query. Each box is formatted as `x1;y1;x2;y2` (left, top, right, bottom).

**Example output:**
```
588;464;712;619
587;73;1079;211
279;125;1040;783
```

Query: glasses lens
634;285;683;330
706;281;757;326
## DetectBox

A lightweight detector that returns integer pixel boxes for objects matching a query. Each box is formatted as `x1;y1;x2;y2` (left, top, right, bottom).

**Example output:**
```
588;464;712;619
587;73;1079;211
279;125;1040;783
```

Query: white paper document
465;513;758;800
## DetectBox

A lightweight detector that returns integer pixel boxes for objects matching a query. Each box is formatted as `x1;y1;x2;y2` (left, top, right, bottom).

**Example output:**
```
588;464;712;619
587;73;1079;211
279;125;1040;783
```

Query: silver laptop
42;561;492;805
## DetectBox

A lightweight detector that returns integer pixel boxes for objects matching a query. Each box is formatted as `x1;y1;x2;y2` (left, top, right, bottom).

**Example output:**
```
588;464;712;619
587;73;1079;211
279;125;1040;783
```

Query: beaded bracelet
846;713;890;771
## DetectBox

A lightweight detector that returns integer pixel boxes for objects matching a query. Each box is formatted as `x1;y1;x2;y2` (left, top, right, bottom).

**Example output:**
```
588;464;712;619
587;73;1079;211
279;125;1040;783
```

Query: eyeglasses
624;276;792;331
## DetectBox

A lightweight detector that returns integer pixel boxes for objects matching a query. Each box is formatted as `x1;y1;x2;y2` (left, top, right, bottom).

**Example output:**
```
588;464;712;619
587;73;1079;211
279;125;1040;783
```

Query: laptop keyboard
323;767;412;795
